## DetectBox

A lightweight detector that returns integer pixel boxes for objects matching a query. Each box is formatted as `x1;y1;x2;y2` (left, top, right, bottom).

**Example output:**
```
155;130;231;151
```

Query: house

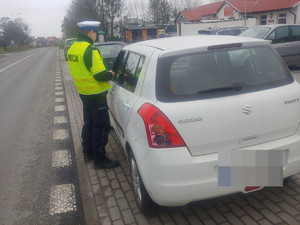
177;0;300;36
124;26;159;43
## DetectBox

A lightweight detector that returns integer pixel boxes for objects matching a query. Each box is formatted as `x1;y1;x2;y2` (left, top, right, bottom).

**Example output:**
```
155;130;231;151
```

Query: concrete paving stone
282;185;298;196
100;177;110;187
91;184;102;195
121;181;131;192
257;219;273;225
135;214;150;225
94;193;105;205
247;196;265;210
116;173;127;182
295;187;300;194
114;189;125;199
224;212;244;225
251;191;267;201
170;212;189;225
230;195;249;207
191;205;210;220
107;171;117;180
100;217;112;225
261;199;282;213
97;204;109;217
148;216;163;225
186;215;203;225
269;187;283;194
125;190;135;202
202;218;217;225
296;203;300;210
104;186;113;197
117;198;130;211
259;209;283;224
242;206;263;221
262;190;282;203
240;215;259;225
129;201;140;215
201;200;214;209
87;167;97;177
278;212;299;225
162;222;176;225
295;215;300;222
278;193;298;205
113;219;125;225
278;202;299;216
107;196;117;208
207;208;226;224
121;209;135;224
89;175;99;185
214;202;230;213
111;179;121;189
96;169;107;178
226;202;246;216
157;208;173;223
179;206;193;216
109;206;122;221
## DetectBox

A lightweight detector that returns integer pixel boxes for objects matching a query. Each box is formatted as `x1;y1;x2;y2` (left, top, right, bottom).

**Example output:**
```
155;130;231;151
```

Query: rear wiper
198;83;244;94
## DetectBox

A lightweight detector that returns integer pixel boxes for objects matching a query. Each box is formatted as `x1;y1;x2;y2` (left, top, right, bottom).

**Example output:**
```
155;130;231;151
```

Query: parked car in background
64;38;76;60
94;41;125;70
107;35;300;211
239;24;300;66
198;26;248;36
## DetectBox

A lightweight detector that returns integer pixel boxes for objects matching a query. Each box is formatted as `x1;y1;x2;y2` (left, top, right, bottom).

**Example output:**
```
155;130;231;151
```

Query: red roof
181;0;300;21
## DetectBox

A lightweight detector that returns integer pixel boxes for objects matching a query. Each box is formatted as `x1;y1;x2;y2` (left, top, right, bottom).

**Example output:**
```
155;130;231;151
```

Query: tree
104;0;122;37
148;0;171;25
0;17;30;49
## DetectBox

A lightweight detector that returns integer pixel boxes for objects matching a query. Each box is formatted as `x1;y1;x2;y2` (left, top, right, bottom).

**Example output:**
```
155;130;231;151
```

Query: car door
265;26;291;64
109;51;146;143
287;25;300;66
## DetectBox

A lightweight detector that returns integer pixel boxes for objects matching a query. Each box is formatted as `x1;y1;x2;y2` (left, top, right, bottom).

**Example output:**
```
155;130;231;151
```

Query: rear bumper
139;131;300;206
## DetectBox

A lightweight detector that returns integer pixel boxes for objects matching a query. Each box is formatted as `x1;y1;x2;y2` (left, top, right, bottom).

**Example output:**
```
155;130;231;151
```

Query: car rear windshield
95;44;124;58
156;46;292;102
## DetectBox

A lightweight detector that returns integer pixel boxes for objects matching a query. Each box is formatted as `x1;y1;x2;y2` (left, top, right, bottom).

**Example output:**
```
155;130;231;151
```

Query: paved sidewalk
59;50;300;225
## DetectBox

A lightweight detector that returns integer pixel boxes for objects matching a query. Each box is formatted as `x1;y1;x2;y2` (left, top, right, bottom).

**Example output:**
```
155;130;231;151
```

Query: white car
107;35;300;211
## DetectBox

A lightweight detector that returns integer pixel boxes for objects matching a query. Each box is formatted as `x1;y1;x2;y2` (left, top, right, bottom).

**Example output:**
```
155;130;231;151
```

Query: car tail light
137;103;186;148
244;186;262;192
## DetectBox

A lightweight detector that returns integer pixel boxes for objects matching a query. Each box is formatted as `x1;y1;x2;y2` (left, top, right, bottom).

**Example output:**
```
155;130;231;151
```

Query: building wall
216;3;244;20
178;18;256;36
249;10;297;25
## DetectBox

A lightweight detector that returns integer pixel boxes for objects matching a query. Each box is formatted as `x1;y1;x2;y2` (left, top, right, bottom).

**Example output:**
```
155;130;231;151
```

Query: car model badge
242;104;252;115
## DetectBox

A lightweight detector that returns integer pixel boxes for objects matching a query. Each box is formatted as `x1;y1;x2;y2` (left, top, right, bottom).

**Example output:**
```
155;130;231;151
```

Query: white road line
55;82;63;86
55;105;66;111
55;91;64;96
55;87;63;90
52;150;71;168
54;116;67;124
55;97;65;103
0;53;34;73
49;184;77;215
53;129;69;140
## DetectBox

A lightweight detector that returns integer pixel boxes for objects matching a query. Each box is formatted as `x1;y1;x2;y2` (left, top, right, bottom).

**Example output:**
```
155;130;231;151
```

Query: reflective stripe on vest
67;41;112;95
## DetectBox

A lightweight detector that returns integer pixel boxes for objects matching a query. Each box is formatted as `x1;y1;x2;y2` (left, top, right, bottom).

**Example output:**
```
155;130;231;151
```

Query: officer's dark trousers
79;93;110;164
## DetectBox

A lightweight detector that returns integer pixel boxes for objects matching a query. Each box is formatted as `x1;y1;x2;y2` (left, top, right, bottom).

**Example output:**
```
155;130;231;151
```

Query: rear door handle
123;102;130;110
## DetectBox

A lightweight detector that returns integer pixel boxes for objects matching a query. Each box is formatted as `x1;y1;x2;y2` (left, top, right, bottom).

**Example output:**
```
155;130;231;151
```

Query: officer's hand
109;70;116;79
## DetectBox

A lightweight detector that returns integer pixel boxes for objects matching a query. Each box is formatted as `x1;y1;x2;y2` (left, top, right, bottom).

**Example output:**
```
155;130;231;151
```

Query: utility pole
244;0;247;26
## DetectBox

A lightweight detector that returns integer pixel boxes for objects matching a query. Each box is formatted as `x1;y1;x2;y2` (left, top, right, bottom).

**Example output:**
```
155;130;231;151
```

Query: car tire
129;151;153;212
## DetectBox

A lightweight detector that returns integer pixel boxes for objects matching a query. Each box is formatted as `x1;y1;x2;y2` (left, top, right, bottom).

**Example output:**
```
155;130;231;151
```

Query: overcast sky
0;0;212;38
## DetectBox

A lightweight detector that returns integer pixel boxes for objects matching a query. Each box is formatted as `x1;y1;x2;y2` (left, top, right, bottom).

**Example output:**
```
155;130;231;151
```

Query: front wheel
129;151;153;212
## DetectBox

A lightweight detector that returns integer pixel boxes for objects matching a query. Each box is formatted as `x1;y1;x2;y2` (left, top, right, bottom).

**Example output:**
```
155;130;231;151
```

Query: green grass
0;45;31;54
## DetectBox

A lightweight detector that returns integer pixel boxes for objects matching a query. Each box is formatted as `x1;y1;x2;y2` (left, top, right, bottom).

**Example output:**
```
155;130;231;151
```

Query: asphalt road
0;48;84;225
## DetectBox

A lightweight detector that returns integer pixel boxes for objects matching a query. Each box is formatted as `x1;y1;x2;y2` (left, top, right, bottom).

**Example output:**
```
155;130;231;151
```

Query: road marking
0;53;34;73
55;105;66;111
49;184;77;215
55;91;64;96
53;129;69;140
54;116;67;124
55;87;63;90
55;79;62;82
55;97;64;103
52;150;71;168
55;82;62;86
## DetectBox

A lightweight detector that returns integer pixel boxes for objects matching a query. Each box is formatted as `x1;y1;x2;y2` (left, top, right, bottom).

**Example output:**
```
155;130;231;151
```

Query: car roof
250;24;300;29
94;41;125;46
130;35;269;51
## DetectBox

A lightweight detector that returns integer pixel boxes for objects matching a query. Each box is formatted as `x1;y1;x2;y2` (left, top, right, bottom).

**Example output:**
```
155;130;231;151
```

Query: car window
218;29;241;36
113;51;145;92
156;46;291;102
266;27;289;44
239;27;270;39
291;26;300;41
95;44;124;58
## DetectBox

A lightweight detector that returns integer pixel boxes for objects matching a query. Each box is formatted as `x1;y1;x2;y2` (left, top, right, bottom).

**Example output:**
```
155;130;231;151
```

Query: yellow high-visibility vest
67;41;111;95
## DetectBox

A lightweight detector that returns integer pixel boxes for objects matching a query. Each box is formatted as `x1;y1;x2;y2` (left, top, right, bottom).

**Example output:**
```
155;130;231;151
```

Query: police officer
67;21;119;169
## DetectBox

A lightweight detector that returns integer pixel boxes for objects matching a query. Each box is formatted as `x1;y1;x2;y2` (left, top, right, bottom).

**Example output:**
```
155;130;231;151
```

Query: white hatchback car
107;35;300;211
